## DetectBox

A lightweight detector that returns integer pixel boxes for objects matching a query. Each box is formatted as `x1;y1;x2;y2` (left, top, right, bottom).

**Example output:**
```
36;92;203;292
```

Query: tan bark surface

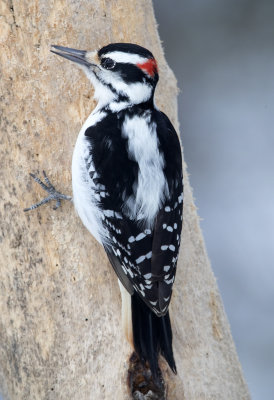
0;0;250;399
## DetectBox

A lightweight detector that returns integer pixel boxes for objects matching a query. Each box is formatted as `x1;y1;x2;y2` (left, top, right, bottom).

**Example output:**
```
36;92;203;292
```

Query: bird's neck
96;95;155;114
92;77;155;113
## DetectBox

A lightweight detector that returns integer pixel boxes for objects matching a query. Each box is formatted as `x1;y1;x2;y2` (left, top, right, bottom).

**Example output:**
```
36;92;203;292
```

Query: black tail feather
131;292;176;377
159;313;177;373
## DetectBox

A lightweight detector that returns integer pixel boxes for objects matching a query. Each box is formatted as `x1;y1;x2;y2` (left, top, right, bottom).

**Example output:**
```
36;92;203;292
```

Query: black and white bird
26;43;183;377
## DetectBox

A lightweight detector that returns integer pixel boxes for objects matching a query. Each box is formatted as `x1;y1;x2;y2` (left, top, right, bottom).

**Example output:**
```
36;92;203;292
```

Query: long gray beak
51;45;92;67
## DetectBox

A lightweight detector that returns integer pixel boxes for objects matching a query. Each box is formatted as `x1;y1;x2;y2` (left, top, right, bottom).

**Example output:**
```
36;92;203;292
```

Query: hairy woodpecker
25;43;183;377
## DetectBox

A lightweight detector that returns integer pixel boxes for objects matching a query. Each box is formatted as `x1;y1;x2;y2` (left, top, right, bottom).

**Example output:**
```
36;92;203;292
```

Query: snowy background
153;0;274;399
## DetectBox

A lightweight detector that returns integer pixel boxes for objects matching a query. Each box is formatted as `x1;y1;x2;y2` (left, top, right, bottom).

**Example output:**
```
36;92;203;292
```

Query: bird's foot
24;170;72;212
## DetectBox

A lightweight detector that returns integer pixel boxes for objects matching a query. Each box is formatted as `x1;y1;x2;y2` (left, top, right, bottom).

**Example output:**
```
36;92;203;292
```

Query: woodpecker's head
51;43;159;109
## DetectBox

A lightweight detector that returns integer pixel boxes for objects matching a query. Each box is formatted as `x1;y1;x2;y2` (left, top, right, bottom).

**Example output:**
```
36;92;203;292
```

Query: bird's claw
24;171;72;212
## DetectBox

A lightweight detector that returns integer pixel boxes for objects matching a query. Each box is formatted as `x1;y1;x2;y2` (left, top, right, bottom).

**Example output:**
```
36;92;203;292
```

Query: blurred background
153;0;274;398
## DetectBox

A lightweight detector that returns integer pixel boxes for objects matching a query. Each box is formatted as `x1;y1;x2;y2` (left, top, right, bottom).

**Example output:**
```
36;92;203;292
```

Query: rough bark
0;0;250;399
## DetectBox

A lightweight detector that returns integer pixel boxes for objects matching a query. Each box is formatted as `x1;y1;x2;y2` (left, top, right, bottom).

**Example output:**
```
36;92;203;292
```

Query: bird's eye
101;58;116;70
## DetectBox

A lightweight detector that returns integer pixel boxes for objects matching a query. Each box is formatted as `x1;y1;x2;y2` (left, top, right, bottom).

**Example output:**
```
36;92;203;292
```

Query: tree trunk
0;1;250;399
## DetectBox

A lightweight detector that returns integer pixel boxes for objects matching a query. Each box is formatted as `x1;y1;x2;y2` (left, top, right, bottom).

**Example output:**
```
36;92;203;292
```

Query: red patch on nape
136;58;158;77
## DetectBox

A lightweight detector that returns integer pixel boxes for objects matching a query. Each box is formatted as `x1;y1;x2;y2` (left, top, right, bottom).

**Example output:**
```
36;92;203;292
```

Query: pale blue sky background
153;1;274;399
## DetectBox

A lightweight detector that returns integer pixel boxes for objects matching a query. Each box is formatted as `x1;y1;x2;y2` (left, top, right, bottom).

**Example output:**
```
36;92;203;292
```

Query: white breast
71;109;106;244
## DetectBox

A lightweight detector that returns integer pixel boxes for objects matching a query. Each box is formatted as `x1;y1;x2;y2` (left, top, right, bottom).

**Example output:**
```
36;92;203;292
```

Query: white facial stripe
103;51;148;65
86;67;152;109
125;81;151;104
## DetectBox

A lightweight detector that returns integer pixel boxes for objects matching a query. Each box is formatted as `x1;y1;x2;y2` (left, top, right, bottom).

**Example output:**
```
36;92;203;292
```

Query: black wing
85;108;183;316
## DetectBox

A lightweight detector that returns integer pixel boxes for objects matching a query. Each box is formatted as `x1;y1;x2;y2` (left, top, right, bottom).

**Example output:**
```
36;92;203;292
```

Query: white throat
86;68;153;110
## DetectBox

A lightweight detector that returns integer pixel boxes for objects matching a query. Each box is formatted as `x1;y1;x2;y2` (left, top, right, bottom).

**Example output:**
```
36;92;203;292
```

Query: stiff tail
131;292;176;377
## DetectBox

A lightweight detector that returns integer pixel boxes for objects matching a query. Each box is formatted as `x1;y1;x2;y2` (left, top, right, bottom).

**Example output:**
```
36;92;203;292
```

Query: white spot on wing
104;210;114;218
136;232;146;241
128;230;151;244
136;251;152;264
128;269;134;278
136;255;145;264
